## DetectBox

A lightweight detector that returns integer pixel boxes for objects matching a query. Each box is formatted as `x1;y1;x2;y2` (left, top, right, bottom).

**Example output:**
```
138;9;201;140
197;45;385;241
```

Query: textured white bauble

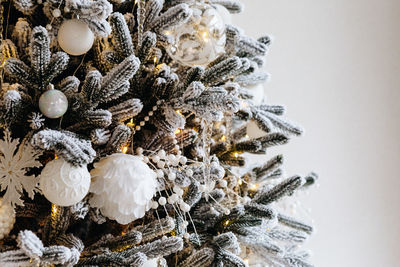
213;4;232;25
39;158;91;206
142;258;158;267
245;83;265;106
58;19;94;56
166;2;226;66
0;198;15;240
39;89;68;118
246;120;267;139
89;153;158;225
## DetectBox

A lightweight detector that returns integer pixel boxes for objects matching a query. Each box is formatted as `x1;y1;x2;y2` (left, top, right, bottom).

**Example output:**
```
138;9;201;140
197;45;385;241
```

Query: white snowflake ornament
89;153;158;224
0;131;42;208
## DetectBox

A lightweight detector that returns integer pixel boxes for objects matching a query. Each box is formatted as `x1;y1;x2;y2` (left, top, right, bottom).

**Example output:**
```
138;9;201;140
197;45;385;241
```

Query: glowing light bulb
175;128;182;134
249;183;259;191
122;146;128;154
220;135;226;142
126;119;135;127
234;152;239;158
176;110;183;117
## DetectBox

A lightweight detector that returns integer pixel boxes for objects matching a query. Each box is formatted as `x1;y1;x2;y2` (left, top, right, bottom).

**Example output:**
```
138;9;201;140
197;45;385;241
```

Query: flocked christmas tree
0;0;317;266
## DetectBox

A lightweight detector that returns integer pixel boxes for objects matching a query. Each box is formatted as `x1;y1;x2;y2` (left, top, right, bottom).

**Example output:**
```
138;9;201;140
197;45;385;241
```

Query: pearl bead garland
129;100;164;135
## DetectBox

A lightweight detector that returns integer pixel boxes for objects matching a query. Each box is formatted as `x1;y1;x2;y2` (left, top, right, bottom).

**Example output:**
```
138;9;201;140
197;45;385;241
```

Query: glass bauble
38;88;68;118
166;2;226;67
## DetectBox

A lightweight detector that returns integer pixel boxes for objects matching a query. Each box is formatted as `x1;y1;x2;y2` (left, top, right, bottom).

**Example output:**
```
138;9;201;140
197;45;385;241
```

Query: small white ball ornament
245;83;266;106
39;158;91;206
89;153;158;224
246;120;267;139
213;4;232;24
166;2;226;66
142;258;159;267
38;87;68;118
58;19;94;56
0;198;16;240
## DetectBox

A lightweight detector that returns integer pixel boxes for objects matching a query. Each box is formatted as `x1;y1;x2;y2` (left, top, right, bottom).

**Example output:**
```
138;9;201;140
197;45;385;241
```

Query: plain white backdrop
234;1;400;266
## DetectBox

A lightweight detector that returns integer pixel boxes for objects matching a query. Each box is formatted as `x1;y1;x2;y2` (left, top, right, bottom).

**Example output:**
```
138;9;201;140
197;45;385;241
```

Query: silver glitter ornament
166;2;226;67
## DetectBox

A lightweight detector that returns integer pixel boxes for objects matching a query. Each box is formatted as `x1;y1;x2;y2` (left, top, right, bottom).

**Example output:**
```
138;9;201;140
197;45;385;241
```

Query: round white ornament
89;153;158;225
40;158;91;206
142;258;158;267
0;198;15;240
213;4;232;25
166;2;226;66
39;88;68;118
246;120;267;139
245;83;265;106
58;19;94;56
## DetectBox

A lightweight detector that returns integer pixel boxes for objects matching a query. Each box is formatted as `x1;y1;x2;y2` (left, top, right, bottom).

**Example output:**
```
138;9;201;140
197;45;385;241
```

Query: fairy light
153;56;158;64
245;134;249;139
121;231;126;236
249;183;258;191
51;204;60;222
224;219;231;226
240;100;248;109
126;118;135;127
164;30;171;35
244;258;249;264
175;128;182;135
121;146;128;154
201;31;209;42
176;109;183;117
220;135;226;142
234;152;239;158
238;178;243;185
54;154;58;159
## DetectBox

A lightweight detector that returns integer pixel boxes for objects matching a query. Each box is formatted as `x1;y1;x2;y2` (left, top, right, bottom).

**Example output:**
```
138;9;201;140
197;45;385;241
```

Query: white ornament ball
213;4;232;24
0;198;15;240
40;158;91;206
166;2;226;66
52;8;61;18
39;89;68;118
246;120;267;139
142;258;159;267
245;83;266;105
89;153;158;224
58;19;94;56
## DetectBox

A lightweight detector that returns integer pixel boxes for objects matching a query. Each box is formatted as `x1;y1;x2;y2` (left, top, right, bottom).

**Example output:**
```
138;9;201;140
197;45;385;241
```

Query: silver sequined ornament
166;2;226;67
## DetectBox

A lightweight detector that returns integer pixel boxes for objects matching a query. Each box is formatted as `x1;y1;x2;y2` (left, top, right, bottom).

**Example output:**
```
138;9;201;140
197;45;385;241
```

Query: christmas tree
0;0;317;266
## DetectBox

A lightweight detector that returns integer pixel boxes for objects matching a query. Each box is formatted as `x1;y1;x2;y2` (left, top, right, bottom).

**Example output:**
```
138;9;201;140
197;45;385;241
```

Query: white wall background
234;1;400;266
